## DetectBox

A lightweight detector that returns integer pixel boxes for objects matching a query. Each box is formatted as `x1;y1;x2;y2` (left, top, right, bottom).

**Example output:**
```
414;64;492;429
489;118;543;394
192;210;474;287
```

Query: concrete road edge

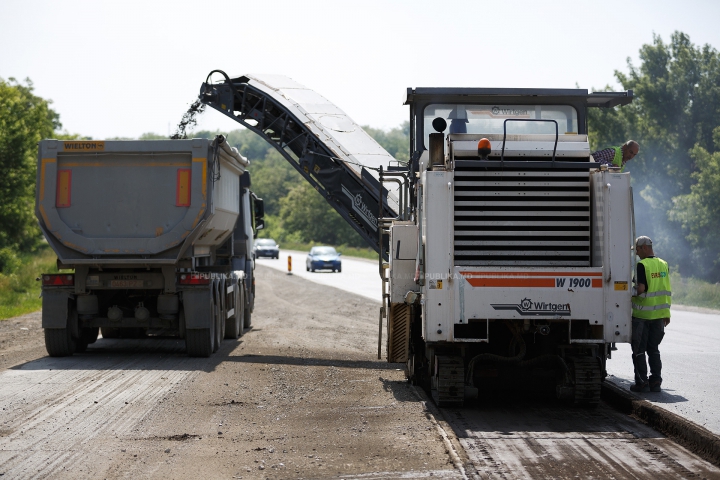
602;379;720;467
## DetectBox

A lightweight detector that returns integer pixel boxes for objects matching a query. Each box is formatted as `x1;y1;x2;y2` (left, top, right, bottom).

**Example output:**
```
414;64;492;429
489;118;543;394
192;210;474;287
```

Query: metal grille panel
454;168;591;266
387;303;411;363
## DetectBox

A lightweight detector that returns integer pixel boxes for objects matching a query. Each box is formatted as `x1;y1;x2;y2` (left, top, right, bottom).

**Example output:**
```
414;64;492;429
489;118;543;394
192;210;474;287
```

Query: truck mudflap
182;288;213;329
199;71;398;256
42;290;72;328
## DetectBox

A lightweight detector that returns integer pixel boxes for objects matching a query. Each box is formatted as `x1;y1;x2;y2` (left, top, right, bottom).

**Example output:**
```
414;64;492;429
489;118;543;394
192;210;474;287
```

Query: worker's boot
649;377;662;392
630;381;649;393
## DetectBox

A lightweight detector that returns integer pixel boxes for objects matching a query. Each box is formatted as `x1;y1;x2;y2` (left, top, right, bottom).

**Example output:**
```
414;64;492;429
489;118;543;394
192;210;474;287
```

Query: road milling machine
198;72;635;406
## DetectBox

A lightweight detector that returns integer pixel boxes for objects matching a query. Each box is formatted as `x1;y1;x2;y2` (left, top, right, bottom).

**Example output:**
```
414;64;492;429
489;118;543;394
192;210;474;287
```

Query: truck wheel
213;294;224;352
74;327;99;353
185;328;213;357
45;327;76;357
225;304;241;340
243;303;252;329
82;327;100;344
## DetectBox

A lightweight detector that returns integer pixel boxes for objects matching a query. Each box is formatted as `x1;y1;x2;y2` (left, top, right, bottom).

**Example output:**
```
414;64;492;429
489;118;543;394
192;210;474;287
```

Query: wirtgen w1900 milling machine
198;72;635;407
387;89;636;406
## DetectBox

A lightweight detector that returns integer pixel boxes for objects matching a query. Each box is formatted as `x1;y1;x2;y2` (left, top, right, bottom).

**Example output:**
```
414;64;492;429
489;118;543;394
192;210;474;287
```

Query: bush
670;271;720;311
0;247;21;274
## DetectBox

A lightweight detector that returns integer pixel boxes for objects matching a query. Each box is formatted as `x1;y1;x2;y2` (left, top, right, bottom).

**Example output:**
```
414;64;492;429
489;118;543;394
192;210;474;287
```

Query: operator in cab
630;236;671;393
592;140;639;172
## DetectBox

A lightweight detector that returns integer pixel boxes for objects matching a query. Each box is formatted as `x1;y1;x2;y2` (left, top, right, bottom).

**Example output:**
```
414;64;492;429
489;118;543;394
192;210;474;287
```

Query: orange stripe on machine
461;272;602;288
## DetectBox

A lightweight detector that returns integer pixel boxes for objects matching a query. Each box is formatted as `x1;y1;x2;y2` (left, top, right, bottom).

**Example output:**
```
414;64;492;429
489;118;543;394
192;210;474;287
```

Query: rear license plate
110;280;143;288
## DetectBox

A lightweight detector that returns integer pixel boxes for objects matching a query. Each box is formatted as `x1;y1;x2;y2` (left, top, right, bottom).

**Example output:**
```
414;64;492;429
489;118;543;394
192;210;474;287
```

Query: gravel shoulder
0;265;460;479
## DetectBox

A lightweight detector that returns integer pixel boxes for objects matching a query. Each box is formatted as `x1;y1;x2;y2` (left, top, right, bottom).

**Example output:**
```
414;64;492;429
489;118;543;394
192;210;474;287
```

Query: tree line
588;32;720;281
1;31;718;280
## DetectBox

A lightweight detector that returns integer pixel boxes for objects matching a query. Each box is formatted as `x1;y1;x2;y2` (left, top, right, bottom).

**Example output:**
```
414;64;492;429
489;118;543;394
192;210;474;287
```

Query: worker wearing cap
630;236;671;393
592;140;639;172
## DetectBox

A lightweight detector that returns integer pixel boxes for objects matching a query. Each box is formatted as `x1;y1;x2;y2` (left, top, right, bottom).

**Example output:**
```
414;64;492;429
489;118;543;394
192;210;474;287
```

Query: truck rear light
42;274;75;286
178;273;211;285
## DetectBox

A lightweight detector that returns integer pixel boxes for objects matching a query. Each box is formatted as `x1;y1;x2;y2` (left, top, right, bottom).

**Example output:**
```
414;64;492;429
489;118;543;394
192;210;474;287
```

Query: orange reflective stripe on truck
176;168;191;206
56;169;72;208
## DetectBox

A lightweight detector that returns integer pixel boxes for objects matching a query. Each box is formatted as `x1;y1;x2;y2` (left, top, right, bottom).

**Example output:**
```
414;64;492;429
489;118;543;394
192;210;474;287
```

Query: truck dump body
36;139;247;265
37;137;258;358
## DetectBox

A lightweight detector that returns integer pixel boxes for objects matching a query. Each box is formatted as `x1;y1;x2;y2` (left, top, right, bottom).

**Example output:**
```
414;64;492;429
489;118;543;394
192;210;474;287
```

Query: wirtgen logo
491;297;571;316
342;185;378;231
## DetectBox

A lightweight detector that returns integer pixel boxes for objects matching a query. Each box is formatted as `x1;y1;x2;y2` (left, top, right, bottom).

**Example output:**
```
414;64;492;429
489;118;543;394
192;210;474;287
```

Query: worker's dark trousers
631;318;665;385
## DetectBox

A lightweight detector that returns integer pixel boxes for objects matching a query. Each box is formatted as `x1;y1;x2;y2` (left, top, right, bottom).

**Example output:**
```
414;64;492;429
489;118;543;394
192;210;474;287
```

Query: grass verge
671;272;720;311
0;248;62;320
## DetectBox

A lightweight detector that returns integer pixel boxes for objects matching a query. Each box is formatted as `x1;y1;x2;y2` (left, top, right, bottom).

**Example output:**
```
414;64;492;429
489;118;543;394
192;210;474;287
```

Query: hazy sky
2;0;719;139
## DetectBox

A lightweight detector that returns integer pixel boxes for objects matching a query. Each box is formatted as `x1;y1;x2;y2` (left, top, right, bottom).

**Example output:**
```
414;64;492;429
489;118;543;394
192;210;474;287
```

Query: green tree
362;121;410;164
277;182;364;247
0;78;61;251
669;128;720;279
588;32;720;279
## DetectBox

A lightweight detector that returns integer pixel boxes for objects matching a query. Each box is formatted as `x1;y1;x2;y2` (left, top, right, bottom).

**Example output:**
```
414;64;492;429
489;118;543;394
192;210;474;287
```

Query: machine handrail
501;119;559;164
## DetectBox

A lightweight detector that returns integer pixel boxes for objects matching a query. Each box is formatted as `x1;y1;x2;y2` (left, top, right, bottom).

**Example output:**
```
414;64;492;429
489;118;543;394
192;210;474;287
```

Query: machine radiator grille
453;168;591;266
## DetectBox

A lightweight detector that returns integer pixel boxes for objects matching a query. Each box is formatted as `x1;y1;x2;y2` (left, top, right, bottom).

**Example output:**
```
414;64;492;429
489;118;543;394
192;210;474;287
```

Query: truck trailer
198;73;635;406
36;136;263;357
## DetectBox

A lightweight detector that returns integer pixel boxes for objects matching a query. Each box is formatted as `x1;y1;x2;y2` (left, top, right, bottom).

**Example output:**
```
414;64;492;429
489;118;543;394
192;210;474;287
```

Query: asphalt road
258;250;720;435
256;250;381;302
1;263;718;478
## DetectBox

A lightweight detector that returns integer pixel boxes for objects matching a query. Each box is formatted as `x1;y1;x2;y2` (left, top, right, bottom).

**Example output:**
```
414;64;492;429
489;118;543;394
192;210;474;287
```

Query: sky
2;0;719;139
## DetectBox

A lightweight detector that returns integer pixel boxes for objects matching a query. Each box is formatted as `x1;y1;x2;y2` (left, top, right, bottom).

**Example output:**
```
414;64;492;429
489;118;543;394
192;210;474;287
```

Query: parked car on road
253;238;280;259
306;246;342;272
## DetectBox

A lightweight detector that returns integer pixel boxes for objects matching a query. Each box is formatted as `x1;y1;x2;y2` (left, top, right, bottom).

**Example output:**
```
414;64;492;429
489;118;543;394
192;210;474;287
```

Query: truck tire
45;327;76;357
243;303;252;328
225;302;241;340
213;305;222;353
75;327;100;353
185;328;213;357
83;327;100;344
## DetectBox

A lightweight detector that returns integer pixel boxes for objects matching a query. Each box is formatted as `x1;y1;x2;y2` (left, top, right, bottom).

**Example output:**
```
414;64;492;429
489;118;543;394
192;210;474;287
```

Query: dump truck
36;136;263;357
198;73;635;406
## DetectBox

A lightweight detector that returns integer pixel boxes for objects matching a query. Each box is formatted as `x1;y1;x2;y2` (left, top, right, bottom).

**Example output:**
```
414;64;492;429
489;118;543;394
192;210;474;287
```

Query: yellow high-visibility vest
612;146;626;172
632;257;671;319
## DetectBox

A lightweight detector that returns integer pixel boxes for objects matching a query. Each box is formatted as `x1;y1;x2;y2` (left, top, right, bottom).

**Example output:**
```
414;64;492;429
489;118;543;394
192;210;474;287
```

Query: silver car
253;238;279;259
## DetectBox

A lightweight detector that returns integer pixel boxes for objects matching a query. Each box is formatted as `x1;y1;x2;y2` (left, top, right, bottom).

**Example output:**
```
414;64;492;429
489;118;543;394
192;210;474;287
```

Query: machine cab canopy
403;88;633;154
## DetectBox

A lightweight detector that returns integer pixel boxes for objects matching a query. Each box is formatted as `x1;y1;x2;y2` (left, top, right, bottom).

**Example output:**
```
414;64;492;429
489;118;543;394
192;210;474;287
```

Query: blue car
306;246;342;273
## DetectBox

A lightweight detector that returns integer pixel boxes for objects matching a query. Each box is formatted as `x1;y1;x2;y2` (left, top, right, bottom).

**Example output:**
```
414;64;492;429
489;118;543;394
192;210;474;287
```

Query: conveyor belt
199;71;399;256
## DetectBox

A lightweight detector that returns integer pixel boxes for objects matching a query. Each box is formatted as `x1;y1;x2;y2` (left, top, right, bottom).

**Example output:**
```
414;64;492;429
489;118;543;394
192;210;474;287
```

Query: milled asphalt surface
258;250;720;435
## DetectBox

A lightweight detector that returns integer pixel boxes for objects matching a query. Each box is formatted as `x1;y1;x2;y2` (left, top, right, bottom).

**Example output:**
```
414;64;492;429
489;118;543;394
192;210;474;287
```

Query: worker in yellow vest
591;140;639;172
630;236;671;393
